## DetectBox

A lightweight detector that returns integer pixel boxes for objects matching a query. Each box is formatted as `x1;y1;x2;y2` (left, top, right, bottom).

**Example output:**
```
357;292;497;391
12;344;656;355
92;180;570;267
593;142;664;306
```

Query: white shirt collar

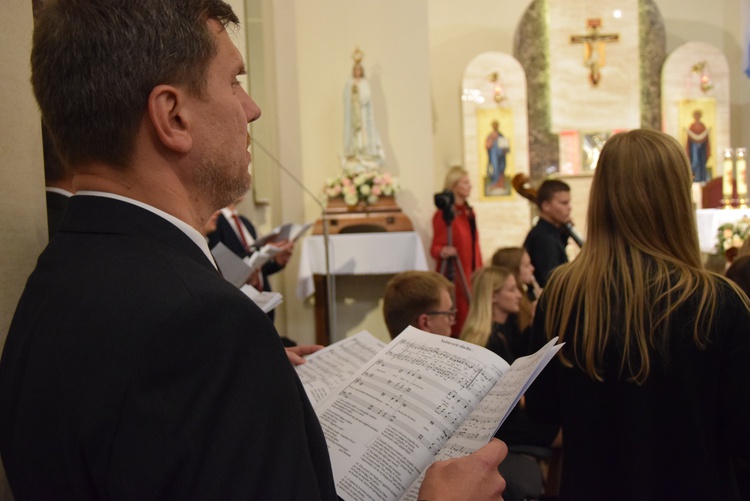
46;187;74;197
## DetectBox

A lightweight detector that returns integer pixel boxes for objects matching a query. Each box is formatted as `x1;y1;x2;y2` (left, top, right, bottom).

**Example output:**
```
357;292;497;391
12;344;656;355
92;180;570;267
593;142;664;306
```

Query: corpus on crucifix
570;18;619;86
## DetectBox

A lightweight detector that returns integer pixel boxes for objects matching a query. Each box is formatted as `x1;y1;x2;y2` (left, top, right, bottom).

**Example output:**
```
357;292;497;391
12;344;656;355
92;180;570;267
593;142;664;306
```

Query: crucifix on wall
570;18;620;86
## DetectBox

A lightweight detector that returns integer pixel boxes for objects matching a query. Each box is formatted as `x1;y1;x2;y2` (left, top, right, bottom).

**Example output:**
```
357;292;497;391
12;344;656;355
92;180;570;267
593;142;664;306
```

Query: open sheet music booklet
296;327;562;501
239;284;283;313
250;221;313;250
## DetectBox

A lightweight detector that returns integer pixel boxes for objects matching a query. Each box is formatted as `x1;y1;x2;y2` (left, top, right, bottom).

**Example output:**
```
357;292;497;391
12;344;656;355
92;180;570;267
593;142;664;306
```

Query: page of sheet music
239;285;283;314
314;327;510;501
400;337;562;500
295;330;386;406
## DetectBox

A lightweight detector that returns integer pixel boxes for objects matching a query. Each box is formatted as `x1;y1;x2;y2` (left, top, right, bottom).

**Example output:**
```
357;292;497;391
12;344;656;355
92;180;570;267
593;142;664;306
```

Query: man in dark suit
0;0;508;499
0;1;336;498
207;199;293;321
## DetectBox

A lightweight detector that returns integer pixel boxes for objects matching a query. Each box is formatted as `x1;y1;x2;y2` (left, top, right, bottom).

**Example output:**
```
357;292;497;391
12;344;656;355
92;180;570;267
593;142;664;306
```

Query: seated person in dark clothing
461;266;561;501
523;179;572;287
726;254;750;297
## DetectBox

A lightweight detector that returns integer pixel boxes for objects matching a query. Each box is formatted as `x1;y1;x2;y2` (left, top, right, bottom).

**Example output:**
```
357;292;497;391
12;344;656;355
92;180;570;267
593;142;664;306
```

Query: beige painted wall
265;0;434;344
0;0;44;497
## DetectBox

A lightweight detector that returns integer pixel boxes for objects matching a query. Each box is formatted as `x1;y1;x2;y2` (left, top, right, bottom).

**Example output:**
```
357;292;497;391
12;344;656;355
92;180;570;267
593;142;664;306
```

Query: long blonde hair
460;266;513;347
444;166;468;191
543;129;748;384
491;247;533;331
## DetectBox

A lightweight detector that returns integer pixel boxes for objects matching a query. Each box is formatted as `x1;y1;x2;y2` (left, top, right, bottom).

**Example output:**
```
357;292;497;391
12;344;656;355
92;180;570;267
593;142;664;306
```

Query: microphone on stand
563;222;585;248
252;139;337;344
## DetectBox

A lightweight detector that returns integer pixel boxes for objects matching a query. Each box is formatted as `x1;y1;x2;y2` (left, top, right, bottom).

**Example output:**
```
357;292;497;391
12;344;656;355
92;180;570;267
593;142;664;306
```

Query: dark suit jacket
523;218;569;288
45;189;70;239
0;195;336;500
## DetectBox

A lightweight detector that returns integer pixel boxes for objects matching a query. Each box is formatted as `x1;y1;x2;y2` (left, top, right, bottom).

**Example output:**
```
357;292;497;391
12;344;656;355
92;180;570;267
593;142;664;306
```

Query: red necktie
231;213;250;252
232;212;263;291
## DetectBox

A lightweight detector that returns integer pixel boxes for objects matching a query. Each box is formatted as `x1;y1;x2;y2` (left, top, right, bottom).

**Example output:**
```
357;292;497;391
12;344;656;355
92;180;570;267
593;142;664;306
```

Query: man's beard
195;156;251;211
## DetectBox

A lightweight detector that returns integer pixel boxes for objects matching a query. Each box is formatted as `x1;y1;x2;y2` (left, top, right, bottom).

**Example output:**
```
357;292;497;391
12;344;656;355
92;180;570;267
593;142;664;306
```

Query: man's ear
539;199;550;214
416;313;431;332
148;85;192;153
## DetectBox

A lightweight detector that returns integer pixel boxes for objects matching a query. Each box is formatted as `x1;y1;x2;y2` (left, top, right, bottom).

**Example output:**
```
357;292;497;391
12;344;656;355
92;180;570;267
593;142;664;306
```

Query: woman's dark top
487;317;558;447
526;277;750;501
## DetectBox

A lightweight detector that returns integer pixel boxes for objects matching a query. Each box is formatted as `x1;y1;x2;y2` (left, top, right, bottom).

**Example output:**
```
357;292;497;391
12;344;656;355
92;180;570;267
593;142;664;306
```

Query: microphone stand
253;139;337;344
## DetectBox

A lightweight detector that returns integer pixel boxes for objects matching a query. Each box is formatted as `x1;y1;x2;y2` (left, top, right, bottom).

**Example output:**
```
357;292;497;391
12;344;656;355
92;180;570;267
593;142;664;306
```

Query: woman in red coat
431;167;483;337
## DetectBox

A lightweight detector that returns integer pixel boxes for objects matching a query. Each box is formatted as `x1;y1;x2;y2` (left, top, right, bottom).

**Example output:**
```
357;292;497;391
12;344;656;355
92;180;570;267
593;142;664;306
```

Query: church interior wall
260;0;750;344
265;0;434;343
0;5;47;356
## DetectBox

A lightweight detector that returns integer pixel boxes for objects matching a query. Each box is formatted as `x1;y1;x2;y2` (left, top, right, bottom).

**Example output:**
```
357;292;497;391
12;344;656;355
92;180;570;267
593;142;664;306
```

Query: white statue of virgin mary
342;47;385;170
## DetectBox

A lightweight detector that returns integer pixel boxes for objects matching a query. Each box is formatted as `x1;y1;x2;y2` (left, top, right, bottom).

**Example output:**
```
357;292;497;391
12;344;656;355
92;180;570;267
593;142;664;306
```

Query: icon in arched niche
477;108;514;198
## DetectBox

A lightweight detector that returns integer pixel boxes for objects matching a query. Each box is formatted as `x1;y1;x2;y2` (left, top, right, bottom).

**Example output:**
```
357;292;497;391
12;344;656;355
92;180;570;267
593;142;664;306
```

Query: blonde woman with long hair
526;129;750;500
491;247;541;332
461;266;524;358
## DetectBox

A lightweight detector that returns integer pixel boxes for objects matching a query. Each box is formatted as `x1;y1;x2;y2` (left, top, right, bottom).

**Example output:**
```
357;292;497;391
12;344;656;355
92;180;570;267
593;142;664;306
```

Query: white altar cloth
296;232;428;299
696;208;750;254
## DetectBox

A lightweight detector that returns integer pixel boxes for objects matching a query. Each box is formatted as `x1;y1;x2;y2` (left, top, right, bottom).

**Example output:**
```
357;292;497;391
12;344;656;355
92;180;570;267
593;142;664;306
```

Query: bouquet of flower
716;216;750;256
324;167;399;207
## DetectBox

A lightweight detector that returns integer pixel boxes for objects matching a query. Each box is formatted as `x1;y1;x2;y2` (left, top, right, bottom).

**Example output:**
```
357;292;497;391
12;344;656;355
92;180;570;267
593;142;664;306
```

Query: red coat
430;204;483;337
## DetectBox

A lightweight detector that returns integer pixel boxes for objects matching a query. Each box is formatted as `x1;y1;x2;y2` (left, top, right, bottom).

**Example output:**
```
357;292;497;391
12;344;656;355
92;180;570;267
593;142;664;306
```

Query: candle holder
736;147;747;208
722;148;734;209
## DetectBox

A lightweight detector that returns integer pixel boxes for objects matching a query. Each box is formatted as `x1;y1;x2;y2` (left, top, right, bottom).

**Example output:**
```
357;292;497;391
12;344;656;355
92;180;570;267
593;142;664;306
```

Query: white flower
716;216;750;255
324;166;400;206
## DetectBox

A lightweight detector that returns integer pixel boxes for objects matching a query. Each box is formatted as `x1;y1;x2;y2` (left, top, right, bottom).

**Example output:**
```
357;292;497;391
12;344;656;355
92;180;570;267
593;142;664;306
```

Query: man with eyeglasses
383;270;456;338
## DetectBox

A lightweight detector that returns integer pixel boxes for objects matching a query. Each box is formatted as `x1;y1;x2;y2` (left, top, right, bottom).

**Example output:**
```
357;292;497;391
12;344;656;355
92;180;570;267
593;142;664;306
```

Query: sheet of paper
248;228;281;250
315;327;510;501
279;222;313;242
400;337;562;500
239;285;283;313
243;244;283;273
295;330;386;406
210;242;252;288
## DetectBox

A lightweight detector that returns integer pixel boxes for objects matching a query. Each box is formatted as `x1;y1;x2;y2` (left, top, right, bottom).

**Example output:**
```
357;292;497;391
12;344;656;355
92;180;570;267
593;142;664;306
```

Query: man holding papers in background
0;0;509;499
208;197;293;320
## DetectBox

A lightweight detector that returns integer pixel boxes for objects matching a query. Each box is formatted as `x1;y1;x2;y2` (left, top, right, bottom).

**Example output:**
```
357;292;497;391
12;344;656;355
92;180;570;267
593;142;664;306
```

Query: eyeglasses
425;309;457;322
